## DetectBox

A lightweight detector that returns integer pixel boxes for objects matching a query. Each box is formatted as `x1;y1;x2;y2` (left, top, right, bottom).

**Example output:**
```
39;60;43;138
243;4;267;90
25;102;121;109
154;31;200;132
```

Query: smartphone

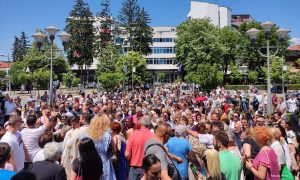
190;164;198;179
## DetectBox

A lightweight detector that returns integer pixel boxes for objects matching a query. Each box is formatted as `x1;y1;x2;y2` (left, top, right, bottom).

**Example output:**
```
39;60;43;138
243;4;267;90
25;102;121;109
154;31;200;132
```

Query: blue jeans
129;166;143;180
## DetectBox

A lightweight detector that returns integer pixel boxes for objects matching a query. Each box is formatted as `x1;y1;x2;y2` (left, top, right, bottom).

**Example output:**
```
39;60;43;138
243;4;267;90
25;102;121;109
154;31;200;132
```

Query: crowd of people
0;84;300;180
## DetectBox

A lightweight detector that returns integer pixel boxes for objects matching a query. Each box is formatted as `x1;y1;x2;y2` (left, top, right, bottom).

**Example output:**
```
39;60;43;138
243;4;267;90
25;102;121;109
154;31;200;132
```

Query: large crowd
0;84;300;180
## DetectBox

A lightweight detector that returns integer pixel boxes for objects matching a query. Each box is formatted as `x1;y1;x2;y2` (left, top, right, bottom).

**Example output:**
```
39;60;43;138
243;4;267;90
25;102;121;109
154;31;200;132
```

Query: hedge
224;84;300;91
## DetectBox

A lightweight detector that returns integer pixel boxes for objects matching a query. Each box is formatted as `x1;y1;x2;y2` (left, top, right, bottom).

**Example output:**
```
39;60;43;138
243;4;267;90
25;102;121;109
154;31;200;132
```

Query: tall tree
65;0;95;84
96;44;120;76
19;31;30;60
94;0;114;57
11;32;30;62
12;36;21;62
130;7;153;55
118;0;152;55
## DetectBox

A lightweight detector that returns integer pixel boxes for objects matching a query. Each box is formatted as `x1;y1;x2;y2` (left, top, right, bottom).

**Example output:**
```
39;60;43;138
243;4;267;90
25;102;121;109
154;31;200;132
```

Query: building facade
187;1;231;28
144;27;179;83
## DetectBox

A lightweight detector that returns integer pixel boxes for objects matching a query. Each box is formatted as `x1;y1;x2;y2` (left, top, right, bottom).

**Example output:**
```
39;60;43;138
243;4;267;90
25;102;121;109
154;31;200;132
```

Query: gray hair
141;115;151;127
43;142;60;160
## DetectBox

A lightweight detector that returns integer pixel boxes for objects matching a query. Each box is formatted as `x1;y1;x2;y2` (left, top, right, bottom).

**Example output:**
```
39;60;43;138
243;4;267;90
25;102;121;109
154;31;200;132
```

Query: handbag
280;145;294;180
280;164;294;180
145;143;182;180
76;162;82;180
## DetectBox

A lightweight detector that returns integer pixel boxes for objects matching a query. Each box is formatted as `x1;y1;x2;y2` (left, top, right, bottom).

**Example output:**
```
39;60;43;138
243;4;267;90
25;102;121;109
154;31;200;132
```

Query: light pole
0;53;11;95
32;26;71;107
121;38;128;93
246;21;290;115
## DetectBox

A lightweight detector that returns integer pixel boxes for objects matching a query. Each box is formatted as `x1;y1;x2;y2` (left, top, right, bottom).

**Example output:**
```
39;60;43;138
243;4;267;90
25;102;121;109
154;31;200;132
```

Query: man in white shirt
21;111;50;161
1;115;31;172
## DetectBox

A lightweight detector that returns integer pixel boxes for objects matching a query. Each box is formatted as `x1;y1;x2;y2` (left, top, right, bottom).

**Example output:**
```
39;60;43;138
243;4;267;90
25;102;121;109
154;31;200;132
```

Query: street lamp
246;21;289;115
0;53;11;95
32;26;71;106
122;38;128;93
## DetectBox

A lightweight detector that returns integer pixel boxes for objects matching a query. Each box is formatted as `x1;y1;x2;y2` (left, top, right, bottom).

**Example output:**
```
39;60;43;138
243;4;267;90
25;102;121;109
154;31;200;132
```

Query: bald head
155;122;172;144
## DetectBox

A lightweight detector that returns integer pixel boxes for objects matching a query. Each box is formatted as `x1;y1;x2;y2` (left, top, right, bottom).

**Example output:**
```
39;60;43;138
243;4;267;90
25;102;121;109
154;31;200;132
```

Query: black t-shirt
242;137;260;159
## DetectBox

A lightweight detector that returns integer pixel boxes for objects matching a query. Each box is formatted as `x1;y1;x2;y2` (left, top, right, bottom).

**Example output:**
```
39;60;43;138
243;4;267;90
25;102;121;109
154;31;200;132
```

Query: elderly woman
28;142;67;180
245;126;280;180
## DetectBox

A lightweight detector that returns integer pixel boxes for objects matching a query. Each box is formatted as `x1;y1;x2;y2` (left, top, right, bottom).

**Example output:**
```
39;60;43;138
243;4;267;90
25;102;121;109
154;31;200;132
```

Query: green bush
224;84;300;91
224;85;267;90
287;84;300;90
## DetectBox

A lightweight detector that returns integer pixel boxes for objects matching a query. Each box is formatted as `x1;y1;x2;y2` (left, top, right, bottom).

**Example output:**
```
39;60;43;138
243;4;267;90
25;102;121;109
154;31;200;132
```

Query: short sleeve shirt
144;139;172;171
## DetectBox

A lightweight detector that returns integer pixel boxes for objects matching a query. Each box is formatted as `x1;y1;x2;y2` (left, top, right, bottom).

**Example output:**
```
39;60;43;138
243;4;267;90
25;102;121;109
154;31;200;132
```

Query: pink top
253;148;280;180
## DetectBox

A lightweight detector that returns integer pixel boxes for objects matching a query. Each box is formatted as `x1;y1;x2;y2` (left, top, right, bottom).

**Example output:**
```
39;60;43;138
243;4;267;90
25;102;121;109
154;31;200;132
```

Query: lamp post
121;38;128;93
0;53;11;95
32;26;71;106
246;21;289;115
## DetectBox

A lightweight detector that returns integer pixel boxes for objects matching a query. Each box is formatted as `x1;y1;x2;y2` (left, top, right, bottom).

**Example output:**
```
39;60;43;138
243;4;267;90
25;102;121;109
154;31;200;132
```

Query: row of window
146;58;176;65
151;47;176;54
152;38;175;42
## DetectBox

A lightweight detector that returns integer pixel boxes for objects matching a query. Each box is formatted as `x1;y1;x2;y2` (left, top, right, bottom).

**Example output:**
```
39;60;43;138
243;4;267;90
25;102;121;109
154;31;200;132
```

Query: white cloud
290;38;300;45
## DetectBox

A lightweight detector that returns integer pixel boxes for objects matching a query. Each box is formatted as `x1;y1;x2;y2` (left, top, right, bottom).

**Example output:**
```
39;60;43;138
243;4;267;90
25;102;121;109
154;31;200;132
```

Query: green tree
218;27;241;83
0;71;6;78
185;63;223;91
31;69;50;90
10;61;29;85
238;22;290;76
176;18;220;73
12;36;21;62
23;41;69;81
230;64;242;83
248;70;258;84
19;31;30;60
99;72;122;90
157;72;165;82
96;45;120;76
11;32;30;62
94;0;114;57
262;56;288;84
62;72;76;88
116;51;149;86
118;0;152;55
65;0;95;83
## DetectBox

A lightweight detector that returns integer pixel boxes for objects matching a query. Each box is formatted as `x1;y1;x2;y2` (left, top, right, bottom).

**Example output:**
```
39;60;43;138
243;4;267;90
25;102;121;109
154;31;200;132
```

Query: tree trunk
80;67;83;85
223;57;228;84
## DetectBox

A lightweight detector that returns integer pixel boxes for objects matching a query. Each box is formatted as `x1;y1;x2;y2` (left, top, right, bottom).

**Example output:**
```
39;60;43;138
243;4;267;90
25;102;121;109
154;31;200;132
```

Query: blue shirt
166;137;192;178
0;169;16;180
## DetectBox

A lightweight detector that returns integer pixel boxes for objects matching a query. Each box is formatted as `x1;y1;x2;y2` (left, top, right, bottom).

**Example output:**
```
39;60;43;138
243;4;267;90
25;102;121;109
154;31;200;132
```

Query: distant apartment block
188;1;231;28
232;14;254;28
144;27;178;83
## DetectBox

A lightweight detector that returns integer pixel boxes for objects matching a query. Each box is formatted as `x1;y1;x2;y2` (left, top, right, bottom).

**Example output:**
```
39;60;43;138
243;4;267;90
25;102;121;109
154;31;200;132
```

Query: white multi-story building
188;1;231;28
144;27;179;83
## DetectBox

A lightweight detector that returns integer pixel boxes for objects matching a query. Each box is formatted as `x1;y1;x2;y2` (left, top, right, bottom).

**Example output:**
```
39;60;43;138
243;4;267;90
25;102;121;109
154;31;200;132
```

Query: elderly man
28;142;67;180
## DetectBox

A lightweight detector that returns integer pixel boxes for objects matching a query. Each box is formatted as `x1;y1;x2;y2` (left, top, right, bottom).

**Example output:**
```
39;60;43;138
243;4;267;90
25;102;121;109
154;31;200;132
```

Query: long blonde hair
204;149;222;180
88;113;111;140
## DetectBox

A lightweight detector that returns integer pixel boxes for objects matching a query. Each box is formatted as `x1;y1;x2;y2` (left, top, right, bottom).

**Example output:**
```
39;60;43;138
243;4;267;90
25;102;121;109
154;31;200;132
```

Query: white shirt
287;98;297;113
1;131;25;172
32;149;45;163
4;101;16;116
198;134;214;149
21;126;46;161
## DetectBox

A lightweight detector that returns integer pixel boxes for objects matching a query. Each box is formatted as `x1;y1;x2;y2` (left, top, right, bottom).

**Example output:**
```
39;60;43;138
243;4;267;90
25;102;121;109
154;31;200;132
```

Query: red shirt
125;127;154;167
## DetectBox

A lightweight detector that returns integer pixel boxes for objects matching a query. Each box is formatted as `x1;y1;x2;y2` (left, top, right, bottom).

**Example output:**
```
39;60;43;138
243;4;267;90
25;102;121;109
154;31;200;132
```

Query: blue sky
0;0;299;56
